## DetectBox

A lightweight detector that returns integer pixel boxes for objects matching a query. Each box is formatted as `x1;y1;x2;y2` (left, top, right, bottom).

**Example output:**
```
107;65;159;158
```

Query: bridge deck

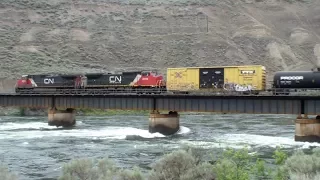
0;94;319;115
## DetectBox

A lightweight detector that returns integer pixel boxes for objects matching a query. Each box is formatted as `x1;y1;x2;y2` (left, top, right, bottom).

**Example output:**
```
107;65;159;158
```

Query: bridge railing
15;88;167;95
13;87;320;96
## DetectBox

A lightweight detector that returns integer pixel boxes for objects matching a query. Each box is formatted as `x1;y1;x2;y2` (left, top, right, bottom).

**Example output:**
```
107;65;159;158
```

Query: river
0;114;320;180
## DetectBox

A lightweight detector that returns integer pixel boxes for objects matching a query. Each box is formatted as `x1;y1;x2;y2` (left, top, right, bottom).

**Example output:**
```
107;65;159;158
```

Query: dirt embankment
0;79;16;93
0;0;319;92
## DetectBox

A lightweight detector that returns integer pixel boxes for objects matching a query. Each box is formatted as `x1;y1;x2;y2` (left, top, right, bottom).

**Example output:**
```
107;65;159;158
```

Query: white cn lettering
280;76;304;80
44;78;54;84
109;76;122;83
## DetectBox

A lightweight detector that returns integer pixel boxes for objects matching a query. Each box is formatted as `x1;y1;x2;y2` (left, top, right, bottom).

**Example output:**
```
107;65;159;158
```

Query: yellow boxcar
166;65;266;92
223;65;266;91
166;67;200;92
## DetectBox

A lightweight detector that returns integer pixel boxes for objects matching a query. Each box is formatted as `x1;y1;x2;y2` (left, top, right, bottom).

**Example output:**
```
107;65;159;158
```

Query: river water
1;114;320;180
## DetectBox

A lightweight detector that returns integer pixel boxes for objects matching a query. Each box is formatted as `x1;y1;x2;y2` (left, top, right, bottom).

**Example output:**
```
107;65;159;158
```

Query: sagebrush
3;147;320;180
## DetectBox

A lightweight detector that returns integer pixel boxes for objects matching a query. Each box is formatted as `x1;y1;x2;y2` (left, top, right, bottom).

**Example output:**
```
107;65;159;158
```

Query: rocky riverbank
0;107;224;116
0;107;150;116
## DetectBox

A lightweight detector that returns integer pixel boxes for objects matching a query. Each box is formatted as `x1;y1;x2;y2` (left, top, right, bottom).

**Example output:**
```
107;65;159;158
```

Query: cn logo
109;76;122;83
44;78;54;84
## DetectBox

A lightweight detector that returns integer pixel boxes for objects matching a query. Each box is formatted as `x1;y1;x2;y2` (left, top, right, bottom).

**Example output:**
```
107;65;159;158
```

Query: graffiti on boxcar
223;82;255;92
222;79;256;92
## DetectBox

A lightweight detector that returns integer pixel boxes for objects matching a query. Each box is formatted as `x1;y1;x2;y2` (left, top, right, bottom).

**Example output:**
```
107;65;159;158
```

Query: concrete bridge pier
149;111;180;135
295;114;320;143
48;108;76;127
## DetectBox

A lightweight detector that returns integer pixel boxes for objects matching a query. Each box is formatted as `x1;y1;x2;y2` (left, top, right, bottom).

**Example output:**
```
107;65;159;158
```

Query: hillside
0;0;320;91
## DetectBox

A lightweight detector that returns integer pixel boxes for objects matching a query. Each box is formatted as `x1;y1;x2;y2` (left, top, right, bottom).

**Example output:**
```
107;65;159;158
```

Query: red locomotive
15;70;166;94
15;75;37;89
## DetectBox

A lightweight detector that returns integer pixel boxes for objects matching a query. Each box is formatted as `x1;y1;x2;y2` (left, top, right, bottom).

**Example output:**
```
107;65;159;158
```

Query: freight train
14;65;320;95
15;70;166;94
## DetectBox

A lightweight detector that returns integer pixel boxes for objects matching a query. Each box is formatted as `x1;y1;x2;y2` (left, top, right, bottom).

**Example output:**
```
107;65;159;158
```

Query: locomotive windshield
141;71;150;76
141;70;158;76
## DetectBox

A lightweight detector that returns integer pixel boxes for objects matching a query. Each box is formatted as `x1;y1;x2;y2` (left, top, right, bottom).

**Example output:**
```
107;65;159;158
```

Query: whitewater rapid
0;114;320;180
0;120;191;140
0;117;319;149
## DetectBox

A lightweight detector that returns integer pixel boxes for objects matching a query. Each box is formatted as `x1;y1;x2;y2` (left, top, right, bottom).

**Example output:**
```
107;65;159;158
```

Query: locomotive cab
15;75;37;92
137;70;166;87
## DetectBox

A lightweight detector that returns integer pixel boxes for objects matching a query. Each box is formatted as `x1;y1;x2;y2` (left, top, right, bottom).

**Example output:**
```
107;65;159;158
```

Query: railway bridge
0;93;320;142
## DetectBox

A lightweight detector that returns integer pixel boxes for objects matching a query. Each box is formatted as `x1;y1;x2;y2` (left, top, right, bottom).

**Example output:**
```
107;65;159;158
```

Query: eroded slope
0;0;319;89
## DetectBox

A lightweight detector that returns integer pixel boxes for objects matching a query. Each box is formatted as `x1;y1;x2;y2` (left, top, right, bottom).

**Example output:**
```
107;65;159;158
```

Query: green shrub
214;158;241;180
252;158;273;180
273;148;288;166
213;148;252;180
272;147;290;180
